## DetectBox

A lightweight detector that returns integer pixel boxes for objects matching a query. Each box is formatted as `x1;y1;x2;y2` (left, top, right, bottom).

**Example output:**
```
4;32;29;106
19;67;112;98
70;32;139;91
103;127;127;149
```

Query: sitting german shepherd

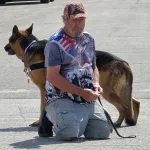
4;24;140;127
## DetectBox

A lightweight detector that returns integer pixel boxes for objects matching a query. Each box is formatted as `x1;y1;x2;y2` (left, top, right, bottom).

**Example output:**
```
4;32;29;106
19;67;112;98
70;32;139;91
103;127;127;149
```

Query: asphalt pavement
0;0;150;149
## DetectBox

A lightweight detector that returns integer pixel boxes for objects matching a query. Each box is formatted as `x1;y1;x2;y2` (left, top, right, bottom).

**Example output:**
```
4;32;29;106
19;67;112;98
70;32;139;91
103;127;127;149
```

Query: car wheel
40;0;49;3
0;0;6;4
50;0;54;1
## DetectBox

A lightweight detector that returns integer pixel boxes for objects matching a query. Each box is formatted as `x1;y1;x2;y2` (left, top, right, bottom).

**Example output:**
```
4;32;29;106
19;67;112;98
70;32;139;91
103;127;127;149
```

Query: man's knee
84;125;111;139
55;111;77;128
54;111;79;138
54;126;79;139
85;127;111;139
84;120;112;140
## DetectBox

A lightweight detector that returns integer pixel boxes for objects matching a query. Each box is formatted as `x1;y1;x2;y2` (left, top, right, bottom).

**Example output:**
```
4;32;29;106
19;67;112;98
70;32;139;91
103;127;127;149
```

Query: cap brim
72;13;88;19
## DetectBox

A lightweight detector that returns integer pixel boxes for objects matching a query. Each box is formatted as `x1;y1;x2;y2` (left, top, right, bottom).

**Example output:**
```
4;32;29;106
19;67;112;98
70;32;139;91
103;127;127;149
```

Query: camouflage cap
63;2;87;19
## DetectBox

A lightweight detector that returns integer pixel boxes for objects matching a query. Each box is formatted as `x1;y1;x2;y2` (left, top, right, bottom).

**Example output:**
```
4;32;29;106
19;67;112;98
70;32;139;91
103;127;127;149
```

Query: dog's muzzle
4;44;15;55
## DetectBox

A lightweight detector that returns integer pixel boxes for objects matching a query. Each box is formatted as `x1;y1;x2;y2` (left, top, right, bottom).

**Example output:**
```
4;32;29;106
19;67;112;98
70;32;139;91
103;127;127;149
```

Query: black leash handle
98;97;136;138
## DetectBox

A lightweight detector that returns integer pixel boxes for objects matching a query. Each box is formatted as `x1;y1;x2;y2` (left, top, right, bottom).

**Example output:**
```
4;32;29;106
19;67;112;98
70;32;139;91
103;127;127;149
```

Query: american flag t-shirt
45;28;96;104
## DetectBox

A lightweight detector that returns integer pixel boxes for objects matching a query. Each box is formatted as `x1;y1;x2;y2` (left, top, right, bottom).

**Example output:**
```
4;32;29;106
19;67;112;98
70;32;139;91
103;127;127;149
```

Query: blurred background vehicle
0;0;54;4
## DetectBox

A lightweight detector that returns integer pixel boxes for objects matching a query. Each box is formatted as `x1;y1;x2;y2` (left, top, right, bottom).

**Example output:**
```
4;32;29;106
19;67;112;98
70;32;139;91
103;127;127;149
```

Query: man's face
64;17;86;37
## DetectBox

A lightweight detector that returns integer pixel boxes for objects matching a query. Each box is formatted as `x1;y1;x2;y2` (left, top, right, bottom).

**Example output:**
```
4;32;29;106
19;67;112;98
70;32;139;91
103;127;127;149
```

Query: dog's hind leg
121;88;135;126
99;68;127;127
114;104;127;127
121;68;139;126
120;85;140;126
115;77;136;126
102;92;128;127
113;61;138;126
98;62;135;127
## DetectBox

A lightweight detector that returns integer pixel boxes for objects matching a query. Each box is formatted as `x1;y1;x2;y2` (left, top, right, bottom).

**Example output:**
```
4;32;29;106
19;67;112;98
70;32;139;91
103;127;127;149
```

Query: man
44;2;112;141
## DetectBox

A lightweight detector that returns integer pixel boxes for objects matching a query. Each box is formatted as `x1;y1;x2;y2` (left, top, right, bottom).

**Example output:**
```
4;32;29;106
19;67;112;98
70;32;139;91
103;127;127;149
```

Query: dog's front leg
38;84;47;121
114;104;128;127
29;83;46;127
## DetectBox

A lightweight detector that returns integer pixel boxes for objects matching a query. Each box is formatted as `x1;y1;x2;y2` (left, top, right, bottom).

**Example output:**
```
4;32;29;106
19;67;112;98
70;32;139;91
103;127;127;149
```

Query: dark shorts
45;98;112;139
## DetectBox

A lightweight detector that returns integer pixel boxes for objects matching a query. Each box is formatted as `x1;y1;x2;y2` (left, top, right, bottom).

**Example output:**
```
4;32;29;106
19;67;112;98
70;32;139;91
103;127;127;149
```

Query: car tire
0;0;6;4
40;0;49;3
50;0;54;1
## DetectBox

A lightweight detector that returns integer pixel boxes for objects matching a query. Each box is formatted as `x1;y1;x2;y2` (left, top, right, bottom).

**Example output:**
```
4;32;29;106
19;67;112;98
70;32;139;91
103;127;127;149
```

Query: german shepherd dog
4;24;140;128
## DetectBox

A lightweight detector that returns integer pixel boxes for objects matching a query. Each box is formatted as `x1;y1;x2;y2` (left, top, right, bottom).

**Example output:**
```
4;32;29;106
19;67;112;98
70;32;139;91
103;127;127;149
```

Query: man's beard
69;26;84;37
71;28;83;37
64;25;84;37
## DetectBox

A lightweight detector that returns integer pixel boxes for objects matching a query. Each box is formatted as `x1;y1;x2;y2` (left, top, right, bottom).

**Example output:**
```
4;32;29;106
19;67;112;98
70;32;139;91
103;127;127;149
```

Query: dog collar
24;40;37;55
22;40;37;62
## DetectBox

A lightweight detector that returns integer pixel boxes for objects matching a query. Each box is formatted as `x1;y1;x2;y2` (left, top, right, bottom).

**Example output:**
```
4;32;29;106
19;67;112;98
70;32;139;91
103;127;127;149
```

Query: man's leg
84;100;112;139
45;98;89;140
84;119;111;139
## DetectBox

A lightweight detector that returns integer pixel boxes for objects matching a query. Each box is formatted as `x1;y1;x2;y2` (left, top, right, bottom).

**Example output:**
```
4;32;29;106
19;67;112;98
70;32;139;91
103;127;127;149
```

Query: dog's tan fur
97;60;140;126
4;24;140;127
7;25;47;123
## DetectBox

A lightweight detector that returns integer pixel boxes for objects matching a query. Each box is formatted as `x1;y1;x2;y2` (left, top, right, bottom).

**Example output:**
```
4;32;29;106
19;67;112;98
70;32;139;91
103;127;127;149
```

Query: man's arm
93;65;100;84
93;65;103;93
46;65;100;101
45;41;99;101
47;65;83;95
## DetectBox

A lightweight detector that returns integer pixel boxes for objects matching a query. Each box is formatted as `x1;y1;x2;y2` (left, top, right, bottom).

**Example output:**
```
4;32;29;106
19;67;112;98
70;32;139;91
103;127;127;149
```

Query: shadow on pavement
0;126;37;132
10;137;86;149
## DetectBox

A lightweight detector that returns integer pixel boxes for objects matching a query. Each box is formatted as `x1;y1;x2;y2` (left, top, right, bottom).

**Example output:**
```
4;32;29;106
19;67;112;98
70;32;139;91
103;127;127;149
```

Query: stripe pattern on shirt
59;34;76;51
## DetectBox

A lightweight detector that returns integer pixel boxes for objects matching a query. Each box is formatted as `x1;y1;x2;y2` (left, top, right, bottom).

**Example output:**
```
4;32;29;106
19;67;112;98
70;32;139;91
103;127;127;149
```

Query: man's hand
93;83;103;93
80;88;100;101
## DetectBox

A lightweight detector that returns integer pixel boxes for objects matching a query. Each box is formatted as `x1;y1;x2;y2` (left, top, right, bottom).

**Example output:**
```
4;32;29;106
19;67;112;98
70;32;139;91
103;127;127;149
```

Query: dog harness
24;40;37;55
24;62;45;76
22;40;37;62
23;40;45;77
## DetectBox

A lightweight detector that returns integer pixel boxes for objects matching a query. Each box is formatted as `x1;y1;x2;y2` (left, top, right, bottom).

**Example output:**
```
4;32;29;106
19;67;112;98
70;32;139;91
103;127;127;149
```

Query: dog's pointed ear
26;24;33;35
12;25;19;35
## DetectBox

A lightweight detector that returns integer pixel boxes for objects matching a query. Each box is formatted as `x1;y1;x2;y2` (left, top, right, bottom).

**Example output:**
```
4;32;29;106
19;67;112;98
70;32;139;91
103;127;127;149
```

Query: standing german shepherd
4;24;140;127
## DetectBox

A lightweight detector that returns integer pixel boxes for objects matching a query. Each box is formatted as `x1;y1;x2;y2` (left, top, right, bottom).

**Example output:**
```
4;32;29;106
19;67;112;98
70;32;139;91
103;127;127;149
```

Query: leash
98;96;136;138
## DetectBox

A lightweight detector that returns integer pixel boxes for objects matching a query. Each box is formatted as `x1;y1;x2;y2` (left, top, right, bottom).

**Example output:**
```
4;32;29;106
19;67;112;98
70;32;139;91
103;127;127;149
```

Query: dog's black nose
4;44;11;52
4;43;15;55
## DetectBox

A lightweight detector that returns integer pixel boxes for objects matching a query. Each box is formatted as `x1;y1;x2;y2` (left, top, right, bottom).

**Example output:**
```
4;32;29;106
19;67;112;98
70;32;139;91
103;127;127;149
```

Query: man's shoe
38;109;53;137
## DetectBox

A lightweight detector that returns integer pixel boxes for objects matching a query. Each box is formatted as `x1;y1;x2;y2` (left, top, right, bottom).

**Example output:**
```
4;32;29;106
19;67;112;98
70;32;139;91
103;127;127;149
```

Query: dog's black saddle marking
30;62;45;70
25;40;47;70
22;39;48;63
95;50;124;69
27;40;47;54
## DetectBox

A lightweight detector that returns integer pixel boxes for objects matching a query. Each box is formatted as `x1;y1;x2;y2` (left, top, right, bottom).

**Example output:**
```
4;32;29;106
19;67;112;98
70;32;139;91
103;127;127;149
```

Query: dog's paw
125;119;137;126
114;122;121;128
29;120;40;127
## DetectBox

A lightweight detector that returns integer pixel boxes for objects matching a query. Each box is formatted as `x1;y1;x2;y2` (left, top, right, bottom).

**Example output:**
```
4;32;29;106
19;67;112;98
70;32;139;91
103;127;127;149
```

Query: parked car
0;0;54;4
